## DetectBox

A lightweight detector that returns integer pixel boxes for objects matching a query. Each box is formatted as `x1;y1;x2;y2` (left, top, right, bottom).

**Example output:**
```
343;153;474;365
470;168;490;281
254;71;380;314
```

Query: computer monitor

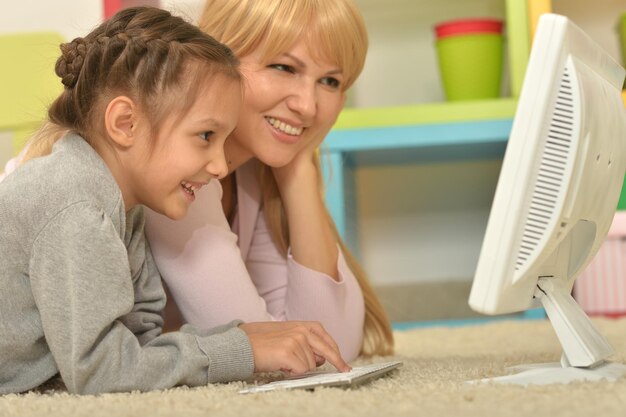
468;13;626;385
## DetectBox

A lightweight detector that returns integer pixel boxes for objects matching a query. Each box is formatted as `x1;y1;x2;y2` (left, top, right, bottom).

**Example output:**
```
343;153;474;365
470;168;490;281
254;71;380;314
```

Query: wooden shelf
325;119;512;166
321;98;517;244
318;0;529;249
326;97;516;165
334;97;518;129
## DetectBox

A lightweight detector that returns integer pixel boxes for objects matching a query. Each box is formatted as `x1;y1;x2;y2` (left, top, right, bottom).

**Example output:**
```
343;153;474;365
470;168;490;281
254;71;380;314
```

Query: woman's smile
265;116;305;144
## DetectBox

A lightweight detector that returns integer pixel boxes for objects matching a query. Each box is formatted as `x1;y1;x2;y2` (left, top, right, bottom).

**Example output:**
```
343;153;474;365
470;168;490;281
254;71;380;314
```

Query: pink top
143;160;365;360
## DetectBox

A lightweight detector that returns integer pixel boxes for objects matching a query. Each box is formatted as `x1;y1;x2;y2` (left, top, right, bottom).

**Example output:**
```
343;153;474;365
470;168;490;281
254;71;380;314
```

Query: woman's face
228;37;347;168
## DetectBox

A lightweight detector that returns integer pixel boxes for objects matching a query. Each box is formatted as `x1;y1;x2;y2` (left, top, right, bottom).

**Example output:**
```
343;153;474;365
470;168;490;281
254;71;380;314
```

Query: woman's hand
267;131;340;280
271;131;325;190
239;321;351;375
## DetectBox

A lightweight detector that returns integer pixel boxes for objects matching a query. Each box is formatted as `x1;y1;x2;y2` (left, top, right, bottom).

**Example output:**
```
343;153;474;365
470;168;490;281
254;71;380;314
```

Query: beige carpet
2;317;626;417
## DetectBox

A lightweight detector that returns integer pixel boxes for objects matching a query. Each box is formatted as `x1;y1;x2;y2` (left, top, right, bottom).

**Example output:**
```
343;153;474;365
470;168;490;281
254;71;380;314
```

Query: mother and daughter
0;0;393;395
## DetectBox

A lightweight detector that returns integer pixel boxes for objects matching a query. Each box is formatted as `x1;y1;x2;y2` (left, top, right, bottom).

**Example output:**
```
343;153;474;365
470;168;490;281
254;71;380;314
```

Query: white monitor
468;14;626;385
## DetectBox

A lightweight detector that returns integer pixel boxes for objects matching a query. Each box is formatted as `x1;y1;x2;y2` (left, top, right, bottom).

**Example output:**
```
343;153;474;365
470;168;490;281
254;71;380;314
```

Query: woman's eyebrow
282;53;306;67
282;53;342;75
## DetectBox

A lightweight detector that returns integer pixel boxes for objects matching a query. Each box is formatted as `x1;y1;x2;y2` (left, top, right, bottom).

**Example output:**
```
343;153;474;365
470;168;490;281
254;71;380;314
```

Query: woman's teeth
181;181;199;195
266;117;303;136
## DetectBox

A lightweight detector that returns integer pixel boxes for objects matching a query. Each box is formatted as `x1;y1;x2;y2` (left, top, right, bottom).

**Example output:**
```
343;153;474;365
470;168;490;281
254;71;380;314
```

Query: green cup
435;19;504;101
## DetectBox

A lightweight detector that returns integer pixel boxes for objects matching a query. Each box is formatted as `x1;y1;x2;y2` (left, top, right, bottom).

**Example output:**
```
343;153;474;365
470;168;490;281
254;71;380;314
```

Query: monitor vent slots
516;67;575;271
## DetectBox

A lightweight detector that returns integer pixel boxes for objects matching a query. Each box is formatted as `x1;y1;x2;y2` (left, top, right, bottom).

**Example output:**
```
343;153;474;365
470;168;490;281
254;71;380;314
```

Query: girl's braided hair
26;6;240;159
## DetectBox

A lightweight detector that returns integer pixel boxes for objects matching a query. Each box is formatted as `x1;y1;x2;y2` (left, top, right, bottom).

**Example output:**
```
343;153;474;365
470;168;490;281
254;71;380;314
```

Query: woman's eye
269;64;294;73
321;77;341;88
200;131;214;141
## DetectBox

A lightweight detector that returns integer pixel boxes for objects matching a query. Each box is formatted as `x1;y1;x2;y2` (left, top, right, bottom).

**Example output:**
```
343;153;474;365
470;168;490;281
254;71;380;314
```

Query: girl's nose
205;151;229;180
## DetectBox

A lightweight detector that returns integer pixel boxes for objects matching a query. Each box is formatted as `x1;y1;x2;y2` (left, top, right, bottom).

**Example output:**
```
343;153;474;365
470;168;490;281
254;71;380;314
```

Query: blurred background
2;0;625;325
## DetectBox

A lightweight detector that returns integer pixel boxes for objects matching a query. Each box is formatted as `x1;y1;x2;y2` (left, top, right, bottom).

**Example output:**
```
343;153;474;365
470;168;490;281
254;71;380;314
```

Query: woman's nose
286;81;317;121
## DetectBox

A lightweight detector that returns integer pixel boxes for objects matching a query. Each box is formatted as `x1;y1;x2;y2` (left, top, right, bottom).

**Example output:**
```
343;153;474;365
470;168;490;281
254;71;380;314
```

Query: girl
0;7;348;395
143;0;394;361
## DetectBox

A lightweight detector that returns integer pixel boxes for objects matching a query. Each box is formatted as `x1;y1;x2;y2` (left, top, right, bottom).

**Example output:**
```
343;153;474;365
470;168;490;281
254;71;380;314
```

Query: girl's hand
239;321;351;375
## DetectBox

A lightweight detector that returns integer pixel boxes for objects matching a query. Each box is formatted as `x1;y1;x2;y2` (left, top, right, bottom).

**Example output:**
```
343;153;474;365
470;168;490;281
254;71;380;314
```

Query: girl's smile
180;180;210;202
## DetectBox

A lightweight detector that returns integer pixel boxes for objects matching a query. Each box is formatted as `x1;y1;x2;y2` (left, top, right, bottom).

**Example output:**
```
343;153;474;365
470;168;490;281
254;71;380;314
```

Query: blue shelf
392;309;547;331
320;118;514;245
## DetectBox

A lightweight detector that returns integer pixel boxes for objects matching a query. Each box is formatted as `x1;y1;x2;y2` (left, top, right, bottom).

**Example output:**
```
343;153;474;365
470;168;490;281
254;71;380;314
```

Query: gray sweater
0;134;254;395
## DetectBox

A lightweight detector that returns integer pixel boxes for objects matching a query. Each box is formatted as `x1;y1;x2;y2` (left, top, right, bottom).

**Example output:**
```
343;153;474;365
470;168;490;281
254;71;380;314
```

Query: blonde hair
23;7;240;162
199;0;394;356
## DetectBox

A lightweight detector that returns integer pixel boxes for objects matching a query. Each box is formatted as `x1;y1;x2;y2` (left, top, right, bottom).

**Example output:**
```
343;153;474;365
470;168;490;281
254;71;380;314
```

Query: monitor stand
469;278;626;386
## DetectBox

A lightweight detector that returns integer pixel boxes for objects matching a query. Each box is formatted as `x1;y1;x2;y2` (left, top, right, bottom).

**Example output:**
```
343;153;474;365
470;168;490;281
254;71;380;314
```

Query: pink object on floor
574;211;626;316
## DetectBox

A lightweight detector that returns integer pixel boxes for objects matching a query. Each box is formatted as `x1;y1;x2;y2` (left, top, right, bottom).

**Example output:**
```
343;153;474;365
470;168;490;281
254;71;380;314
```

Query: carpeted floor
2;317;626;417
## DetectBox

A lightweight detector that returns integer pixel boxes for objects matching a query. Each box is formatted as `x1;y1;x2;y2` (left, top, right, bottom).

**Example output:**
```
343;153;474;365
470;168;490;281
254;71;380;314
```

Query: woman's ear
104;96;137;148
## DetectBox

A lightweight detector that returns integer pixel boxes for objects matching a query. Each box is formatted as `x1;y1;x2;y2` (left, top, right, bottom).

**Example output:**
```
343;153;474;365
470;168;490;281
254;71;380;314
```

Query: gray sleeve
29;202;254;394
118;207;166;346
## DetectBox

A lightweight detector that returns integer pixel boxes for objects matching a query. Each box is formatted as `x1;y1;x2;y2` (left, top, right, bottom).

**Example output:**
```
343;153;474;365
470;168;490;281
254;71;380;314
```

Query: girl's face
127;74;241;220
227;37;347;168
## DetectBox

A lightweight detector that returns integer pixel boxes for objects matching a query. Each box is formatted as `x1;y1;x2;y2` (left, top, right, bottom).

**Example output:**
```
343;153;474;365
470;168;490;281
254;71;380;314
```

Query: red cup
435;18;504;39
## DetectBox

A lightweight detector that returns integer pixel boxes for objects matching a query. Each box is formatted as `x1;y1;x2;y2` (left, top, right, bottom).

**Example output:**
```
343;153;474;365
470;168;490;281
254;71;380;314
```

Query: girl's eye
200;131;214;141
320;77;341;89
269;63;294;73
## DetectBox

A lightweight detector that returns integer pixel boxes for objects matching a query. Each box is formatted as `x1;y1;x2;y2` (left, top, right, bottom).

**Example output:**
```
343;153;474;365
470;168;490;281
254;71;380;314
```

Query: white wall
1;0;621;115
0;1;205;40
160;0;204;22
1;0;622;113
2;0;624;287
0;0;103;40
352;0;625;109
356;160;501;285
353;0;506;107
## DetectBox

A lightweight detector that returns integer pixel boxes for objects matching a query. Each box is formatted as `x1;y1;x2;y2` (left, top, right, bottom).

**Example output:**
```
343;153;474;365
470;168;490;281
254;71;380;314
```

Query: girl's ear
105;96;137;148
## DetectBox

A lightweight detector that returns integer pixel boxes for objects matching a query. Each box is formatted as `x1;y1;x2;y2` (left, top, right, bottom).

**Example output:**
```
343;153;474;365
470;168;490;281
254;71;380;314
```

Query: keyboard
239;360;402;394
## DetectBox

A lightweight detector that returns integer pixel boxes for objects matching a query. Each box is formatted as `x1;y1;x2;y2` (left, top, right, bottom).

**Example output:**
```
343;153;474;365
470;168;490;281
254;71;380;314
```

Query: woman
144;0;393;361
